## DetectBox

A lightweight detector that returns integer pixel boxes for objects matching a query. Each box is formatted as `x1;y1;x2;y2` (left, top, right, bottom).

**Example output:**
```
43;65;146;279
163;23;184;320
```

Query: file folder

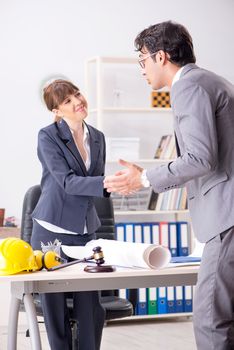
157;287;167;314
177;222;189;256
168;222;178;257
125;223;134;243
134;223;143;243
183;286;193;312
175;286;183;313
148;288;157;315
151;223;160;245
137;288;147;315
118;289;128;299
142;223;152;244
115;223;125;241
159;222;169;248
167;286;175;313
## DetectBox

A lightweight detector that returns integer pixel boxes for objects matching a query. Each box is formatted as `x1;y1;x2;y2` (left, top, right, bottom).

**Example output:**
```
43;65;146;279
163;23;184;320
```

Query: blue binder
183;286;193;312
134;223;143;243
137;288;147;315
175;286;184;313
124;223;134;243
157;287;167;314
151;223;160;245
167;286;175;313
115;223;125;241
168;222;178;257
142;223;152;244
177;222;189;256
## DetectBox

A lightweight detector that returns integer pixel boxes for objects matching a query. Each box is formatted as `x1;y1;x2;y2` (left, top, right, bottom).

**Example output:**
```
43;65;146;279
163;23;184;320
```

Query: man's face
138;47;166;90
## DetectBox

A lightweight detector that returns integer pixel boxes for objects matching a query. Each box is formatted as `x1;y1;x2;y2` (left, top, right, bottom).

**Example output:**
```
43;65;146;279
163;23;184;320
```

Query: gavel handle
47;255;94;271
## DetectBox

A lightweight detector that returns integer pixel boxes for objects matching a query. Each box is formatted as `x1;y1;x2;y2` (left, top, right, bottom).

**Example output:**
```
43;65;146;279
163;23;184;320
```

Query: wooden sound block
84;265;116;273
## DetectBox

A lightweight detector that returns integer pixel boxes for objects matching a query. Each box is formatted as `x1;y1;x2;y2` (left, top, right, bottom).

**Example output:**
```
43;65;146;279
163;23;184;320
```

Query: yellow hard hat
0;237;39;275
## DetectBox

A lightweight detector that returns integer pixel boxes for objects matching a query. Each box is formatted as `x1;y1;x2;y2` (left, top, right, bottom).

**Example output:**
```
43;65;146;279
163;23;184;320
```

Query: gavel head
92;246;105;266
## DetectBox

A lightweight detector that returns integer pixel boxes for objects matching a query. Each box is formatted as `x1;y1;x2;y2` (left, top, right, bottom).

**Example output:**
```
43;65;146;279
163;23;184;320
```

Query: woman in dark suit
31;79;108;350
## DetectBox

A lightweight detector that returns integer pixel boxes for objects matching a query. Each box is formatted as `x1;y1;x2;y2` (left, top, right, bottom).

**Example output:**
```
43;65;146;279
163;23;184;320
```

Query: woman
31;78;108;350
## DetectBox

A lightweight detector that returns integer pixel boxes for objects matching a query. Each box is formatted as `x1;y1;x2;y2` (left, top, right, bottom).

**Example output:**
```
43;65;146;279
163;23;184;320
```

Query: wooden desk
1;264;199;350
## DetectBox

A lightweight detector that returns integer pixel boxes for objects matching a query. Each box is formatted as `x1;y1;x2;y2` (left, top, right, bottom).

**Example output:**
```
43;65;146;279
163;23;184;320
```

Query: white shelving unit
85;56;194;320
85;56;173;164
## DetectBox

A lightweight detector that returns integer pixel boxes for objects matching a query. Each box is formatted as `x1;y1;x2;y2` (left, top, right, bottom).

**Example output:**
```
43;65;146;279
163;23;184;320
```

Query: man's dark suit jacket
32;119;108;234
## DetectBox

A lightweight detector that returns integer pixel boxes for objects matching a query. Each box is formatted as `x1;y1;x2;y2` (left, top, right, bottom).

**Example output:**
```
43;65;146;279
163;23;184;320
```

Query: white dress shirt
141;66;185;187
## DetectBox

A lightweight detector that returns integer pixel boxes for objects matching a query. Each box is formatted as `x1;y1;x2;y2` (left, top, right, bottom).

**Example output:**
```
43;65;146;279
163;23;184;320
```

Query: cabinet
85;56;194;319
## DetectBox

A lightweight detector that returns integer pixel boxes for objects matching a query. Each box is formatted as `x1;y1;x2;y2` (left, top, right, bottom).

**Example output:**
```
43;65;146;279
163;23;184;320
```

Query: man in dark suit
104;21;234;349
31;79;108;350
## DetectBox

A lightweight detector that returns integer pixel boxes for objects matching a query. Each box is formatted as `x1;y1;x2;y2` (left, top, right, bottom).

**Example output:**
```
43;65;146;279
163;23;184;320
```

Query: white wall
0;0;233;220
0;0;233;328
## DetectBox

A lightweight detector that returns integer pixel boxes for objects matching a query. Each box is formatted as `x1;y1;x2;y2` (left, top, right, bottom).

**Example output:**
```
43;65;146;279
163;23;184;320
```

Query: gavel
48;246;115;273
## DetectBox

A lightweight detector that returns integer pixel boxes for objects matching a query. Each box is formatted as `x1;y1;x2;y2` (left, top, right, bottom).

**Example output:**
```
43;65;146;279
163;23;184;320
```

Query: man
104;21;234;349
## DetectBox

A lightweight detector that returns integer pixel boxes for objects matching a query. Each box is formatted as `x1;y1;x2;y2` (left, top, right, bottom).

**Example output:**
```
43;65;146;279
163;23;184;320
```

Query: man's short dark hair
135;21;196;67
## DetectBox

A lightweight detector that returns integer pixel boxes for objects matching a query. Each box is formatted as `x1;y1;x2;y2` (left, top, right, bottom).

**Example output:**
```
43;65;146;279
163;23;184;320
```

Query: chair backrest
21;185;115;242
21;185;41;243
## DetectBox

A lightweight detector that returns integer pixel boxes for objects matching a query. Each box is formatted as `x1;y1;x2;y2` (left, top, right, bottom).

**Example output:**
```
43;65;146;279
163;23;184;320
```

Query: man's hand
103;159;143;195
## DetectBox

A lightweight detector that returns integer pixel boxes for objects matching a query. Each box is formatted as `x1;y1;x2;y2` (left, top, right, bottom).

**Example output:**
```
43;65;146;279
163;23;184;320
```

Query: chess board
151;91;171;108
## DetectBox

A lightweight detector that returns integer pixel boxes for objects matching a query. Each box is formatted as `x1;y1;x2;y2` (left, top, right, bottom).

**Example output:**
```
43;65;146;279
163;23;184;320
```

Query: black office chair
20;185;133;343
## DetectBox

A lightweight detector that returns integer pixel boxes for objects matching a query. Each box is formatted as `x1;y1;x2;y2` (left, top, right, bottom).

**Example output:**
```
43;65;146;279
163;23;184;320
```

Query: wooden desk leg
23;294;42;350
7;296;20;350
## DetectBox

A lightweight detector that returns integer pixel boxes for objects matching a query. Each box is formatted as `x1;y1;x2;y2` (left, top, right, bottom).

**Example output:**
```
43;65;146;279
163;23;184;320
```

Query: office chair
20;185;133;344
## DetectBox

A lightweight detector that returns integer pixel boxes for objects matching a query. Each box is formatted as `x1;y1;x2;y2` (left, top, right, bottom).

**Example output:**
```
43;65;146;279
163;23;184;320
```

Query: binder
157;287;167;314
168;222;178;257
137;288;147;315
115;223;125;241
125;223;134;243
177;222;189;256
175;286;183;313
142;223;152;244
183;286;193;312
159;222;169;248
151;223;160;245
167;286;175;313
118;289;127;299
134;223;143;243
148;288;157;315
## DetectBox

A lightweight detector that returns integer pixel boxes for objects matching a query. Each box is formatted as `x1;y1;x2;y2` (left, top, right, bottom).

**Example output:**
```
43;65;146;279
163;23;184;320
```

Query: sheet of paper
189;239;205;257
62;239;171;270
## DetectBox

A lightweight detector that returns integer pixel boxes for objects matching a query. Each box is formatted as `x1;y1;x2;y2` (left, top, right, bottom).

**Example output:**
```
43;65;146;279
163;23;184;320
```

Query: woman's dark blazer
32;119;109;234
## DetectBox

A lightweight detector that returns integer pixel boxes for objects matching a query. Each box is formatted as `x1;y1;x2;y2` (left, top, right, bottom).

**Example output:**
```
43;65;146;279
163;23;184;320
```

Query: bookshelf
85;56;194;319
115;209;189;216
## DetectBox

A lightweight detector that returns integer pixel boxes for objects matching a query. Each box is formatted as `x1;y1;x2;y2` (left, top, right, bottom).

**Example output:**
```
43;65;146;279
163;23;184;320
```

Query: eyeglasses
138;51;159;69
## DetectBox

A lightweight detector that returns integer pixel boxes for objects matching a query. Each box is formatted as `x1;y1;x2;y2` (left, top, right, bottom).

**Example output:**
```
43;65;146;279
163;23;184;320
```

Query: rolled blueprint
62;239;171;269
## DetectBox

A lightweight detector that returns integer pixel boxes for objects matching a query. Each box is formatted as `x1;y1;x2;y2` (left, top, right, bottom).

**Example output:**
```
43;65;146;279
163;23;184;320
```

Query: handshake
103;159;145;195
